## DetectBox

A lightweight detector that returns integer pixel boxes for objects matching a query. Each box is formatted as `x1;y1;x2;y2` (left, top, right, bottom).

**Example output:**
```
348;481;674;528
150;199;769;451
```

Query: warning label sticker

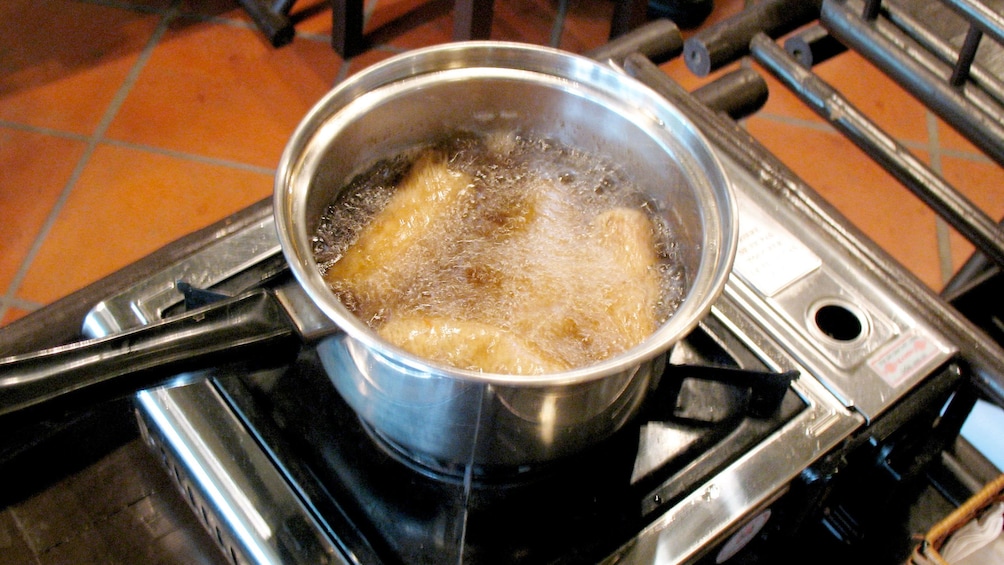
868;330;943;388
734;211;821;297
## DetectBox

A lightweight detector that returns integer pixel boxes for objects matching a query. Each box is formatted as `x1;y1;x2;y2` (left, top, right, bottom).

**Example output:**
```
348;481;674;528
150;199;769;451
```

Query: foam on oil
313;131;688;373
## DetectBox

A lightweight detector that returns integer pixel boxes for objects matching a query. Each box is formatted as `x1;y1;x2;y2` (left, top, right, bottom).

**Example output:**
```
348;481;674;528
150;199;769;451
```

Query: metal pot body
275;42;737;471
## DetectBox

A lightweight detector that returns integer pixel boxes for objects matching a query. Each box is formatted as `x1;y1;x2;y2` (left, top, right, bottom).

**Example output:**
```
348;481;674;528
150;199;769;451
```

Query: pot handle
0;289;299;421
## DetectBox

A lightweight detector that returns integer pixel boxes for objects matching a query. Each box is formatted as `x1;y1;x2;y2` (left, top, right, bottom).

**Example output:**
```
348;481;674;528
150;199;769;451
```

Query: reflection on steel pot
274;42;737;473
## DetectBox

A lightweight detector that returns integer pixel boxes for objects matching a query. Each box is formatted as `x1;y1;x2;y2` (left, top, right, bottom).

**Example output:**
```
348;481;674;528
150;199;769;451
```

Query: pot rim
275;41;738;387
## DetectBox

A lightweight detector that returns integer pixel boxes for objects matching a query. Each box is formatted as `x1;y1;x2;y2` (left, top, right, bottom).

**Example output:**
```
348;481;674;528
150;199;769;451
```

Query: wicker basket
908;473;1004;565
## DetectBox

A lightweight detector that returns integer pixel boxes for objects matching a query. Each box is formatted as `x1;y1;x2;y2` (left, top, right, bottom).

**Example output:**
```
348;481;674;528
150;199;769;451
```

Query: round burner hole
813;302;865;342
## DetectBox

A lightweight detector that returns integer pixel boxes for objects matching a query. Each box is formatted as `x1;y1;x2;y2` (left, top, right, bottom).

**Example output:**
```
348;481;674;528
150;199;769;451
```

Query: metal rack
650;0;1004;404
626;0;1004;558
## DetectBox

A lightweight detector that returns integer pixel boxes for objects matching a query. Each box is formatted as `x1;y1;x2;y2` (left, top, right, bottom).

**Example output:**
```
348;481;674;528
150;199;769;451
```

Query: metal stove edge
601;281;863;565
134;380;350;565
599;152;962;565
82;221;349;565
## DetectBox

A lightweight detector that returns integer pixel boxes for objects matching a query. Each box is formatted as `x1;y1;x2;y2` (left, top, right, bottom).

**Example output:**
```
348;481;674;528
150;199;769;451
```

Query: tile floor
1;0;1002;330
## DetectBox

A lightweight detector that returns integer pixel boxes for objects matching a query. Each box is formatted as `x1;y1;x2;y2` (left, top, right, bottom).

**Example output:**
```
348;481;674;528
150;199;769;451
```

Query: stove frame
81;142;965;563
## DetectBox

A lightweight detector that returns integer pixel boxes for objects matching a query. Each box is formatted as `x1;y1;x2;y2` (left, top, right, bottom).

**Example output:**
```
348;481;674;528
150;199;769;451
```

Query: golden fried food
322;143;666;374
324;151;472;290
590;207;662;349
592;208;661;281
506;205;661;364
377;316;569;375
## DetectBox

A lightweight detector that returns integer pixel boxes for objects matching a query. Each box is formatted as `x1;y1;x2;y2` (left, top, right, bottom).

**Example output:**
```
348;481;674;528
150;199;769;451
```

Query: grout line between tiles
4;296;44;313
924;111;956;287
0;120;91;143
0;1;179;323
100;138;277;176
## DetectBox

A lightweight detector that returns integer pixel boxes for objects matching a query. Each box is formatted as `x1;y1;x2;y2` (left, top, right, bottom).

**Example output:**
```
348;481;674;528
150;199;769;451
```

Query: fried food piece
378;317;569;375
505;202;662;365
324;151;472;290
323;147;664;373
589;207;661;349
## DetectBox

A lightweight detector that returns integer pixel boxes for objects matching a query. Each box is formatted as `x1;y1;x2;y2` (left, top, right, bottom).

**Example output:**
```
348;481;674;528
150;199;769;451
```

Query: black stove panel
210;317;806;564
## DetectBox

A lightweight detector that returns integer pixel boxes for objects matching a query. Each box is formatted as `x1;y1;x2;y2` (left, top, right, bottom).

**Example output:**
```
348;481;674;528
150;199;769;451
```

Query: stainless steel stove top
78;144;959;563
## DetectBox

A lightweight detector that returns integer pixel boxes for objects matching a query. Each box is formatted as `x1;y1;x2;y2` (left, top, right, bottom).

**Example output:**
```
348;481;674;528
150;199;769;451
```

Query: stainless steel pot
0;42;734;472
274;42;737;472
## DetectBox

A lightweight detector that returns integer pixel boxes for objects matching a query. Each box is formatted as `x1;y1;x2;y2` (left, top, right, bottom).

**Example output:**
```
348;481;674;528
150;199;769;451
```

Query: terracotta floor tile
289;0;459;55
936;115;1004;163
105;18;341;170
16;144;272;305
939;155;1004;275
744;115;944;289
0;0;161;135
341;48;407;78
176;0;332;38
0;127;87;293
116;0;176;10
289;0;336;36
0;307;30;327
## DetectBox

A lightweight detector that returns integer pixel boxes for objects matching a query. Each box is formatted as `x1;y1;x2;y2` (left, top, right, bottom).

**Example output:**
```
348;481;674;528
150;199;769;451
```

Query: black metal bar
749;33;1004;271
882;2;1004;107
941;218;1004;301
668;365;799;419
821;0;1004;168
690;67;769;120
861;0;881;20
682;0;822;76
783;24;848;67
331;0;366;57
584;19;683;66
949;26;982;87
942;254;995;302
943;264;1004;348
549;0;570;47
622;51;1004;409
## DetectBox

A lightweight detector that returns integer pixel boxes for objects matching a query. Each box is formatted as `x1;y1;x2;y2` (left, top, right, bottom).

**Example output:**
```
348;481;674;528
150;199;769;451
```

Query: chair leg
453;0;494;41
237;0;296;46
331;0;367;57
610;0;648;38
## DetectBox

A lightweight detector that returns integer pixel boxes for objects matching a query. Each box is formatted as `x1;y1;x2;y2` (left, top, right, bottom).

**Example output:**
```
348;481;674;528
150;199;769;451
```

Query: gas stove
79;141;961;563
